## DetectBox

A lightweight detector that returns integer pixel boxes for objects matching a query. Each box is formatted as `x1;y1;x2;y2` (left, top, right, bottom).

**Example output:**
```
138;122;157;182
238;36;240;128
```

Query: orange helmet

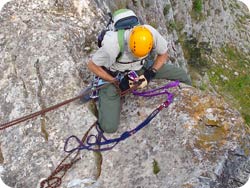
129;26;153;58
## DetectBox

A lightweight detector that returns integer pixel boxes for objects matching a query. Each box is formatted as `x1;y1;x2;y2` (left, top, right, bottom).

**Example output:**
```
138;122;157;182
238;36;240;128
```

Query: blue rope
64;81;179;153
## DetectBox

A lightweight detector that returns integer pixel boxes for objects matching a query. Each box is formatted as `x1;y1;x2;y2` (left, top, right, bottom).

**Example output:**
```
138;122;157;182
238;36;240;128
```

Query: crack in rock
34;59;49;141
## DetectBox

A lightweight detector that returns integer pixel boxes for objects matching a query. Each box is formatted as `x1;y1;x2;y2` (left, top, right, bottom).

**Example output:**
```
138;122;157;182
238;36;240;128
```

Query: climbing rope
0;81;139;131
0;84;110;131
41;81;179;188
41;80;180;188
40;122;96;188
63;80;180;153
1;77;179;188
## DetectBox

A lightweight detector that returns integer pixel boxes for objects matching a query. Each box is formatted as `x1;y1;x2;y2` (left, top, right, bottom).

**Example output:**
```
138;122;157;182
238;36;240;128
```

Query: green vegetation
180;35;212;70
191;0;205;21
193;0;203;13
153;159;160;174
0;145;4;163
167;21;176;32
112;0;130;10
163;4;171;16
149;20;158;28
145;2;150;8
235;14;250;31
221;0;228;11
208;45;250;126
166;20;184;33
175;21;185;31
178;32;250;125
199;81;207;91
229;1;241;10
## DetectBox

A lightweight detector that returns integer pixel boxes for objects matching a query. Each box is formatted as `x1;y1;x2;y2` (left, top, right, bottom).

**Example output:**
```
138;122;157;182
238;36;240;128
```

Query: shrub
193;0;203;13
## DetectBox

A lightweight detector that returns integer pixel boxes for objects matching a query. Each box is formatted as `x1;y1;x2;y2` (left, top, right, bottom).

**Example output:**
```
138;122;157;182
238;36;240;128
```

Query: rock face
0;0;249;188
99;83;250;188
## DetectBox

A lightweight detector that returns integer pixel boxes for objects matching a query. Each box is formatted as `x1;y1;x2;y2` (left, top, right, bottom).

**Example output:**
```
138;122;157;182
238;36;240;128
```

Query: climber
87;9;191;133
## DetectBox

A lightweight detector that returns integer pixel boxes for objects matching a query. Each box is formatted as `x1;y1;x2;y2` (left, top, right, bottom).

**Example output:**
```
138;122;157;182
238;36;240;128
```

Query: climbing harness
80;76;109;103
80;71;140;103
64;80;180;153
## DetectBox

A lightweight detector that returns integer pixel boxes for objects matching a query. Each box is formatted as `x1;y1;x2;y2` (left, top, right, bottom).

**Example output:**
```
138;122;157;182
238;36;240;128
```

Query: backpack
97;9;140;60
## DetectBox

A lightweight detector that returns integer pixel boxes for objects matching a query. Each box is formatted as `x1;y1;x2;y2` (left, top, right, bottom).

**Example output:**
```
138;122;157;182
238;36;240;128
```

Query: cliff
0;0;249;188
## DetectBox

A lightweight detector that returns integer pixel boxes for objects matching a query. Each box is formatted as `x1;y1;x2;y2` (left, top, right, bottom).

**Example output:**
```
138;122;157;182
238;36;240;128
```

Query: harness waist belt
117;59;145;65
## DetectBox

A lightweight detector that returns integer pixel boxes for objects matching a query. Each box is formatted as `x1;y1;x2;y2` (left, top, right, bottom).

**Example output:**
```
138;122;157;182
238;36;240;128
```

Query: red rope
0;84;111;131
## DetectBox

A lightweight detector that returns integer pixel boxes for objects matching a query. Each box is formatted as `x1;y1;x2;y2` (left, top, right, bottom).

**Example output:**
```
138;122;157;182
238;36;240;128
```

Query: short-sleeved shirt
91;25;168;72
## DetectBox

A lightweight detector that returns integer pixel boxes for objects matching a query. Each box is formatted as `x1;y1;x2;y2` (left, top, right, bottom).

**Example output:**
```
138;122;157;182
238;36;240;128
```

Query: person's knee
99;122;119;133
182;75;192;85
175;68;192;85
98;115;120;133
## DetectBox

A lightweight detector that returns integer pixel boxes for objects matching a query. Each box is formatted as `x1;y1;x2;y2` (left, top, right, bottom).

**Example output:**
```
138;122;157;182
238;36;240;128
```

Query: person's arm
143;25;169;71
87;60;116;82
152;52;169;71
137;52;169;89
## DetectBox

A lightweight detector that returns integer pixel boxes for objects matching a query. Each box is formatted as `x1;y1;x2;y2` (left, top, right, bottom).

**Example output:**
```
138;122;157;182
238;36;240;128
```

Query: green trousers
98;63;191;133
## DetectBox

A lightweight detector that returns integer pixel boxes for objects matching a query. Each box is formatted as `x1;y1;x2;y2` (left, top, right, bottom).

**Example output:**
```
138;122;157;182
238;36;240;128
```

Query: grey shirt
91;25;168;72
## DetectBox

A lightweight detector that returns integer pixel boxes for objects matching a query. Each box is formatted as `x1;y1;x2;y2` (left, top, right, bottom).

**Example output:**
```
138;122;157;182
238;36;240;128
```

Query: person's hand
119;68;157;91
119;75;133;92
136;68;157;89
143;68;157;82
136;75;148;89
